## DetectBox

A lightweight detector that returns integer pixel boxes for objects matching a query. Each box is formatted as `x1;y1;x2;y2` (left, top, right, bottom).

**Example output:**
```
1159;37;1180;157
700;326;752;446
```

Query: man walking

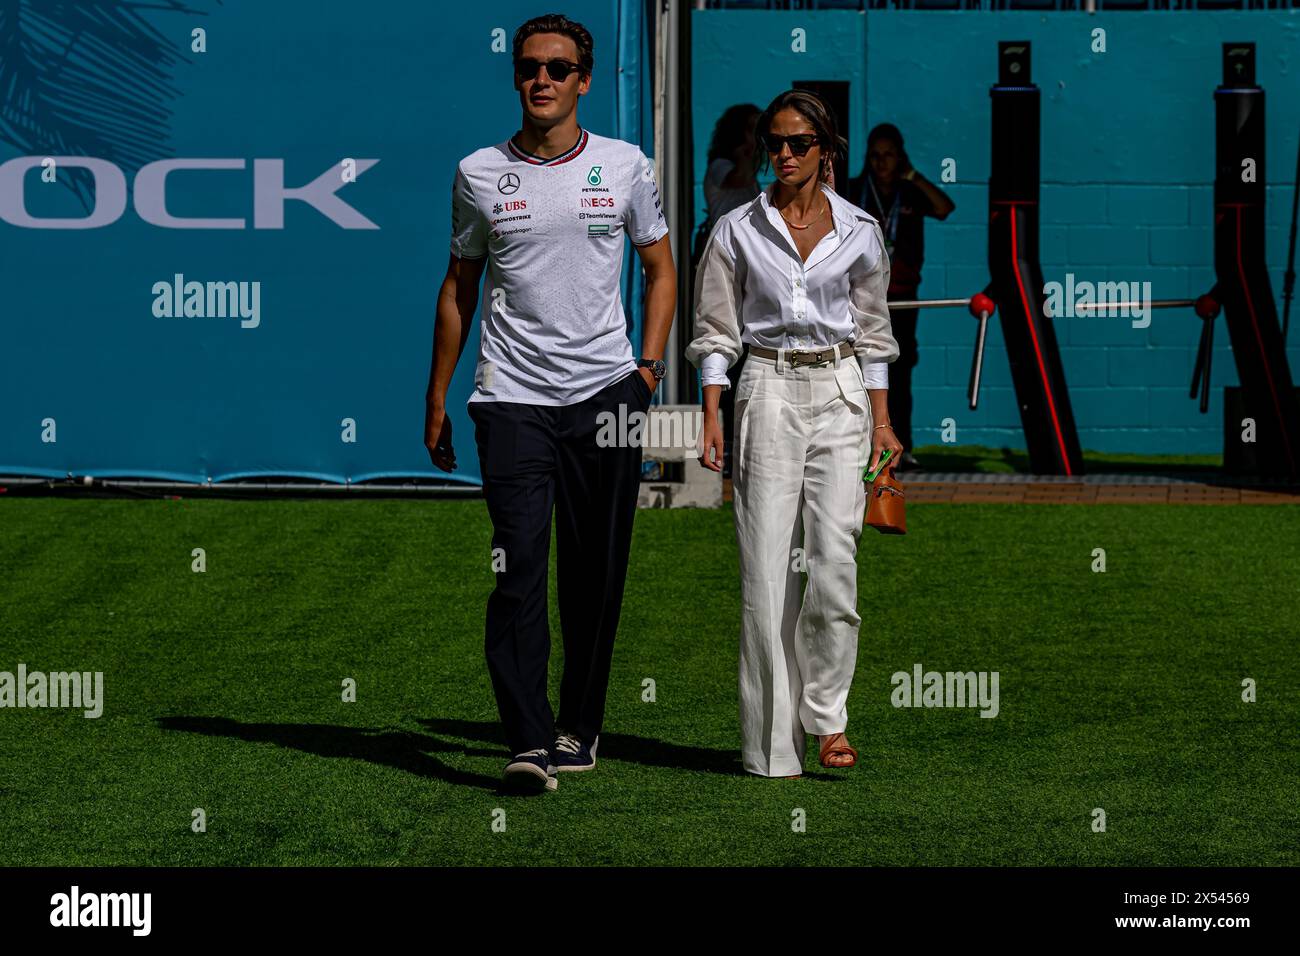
424;14;676;792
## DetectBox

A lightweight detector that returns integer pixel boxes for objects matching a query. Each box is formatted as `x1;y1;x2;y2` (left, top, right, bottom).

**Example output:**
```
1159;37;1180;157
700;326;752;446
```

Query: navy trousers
467;368;650;755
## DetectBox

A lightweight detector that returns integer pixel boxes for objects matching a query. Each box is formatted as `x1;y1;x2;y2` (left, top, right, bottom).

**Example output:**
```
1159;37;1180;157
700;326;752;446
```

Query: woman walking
689;90;902;778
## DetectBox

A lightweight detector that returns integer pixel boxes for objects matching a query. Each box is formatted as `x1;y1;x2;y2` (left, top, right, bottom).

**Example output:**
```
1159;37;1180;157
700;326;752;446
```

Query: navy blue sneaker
552;732;598;772
502;748;557;792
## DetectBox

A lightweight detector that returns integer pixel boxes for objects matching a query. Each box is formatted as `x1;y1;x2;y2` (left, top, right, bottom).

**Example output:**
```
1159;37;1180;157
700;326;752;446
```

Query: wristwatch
638;358;667;381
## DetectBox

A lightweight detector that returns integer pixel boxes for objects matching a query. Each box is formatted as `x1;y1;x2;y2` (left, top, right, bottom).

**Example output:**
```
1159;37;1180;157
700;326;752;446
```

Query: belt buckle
794;346;830;368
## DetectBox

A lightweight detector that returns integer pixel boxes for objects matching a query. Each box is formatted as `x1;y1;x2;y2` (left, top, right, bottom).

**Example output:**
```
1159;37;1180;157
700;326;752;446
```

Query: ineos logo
498;173;520;195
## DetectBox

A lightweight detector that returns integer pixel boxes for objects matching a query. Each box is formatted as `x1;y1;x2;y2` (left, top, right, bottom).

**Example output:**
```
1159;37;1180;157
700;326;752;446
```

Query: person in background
694;104;762;479
702;104;762;240
848;123;954;470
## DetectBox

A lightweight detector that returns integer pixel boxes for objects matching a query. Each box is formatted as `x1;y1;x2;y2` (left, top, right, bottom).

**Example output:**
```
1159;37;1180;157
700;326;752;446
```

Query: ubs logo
498;173;520;194
503;200;527;211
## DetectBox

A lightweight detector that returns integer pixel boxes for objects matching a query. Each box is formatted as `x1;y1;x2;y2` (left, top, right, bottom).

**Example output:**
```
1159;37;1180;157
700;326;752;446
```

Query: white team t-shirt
450;128;669;406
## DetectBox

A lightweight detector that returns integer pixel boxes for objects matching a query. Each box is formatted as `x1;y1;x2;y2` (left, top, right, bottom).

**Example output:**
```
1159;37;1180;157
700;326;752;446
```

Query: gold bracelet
873;423;893;431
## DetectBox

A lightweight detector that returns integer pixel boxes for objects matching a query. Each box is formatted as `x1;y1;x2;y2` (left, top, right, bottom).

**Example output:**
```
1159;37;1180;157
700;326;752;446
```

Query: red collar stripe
508;128;588;166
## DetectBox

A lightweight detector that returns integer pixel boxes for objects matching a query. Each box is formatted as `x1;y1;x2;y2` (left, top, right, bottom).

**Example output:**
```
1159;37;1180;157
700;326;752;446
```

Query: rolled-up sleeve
851;220;899;388
861;358;889;390
686;216;743;390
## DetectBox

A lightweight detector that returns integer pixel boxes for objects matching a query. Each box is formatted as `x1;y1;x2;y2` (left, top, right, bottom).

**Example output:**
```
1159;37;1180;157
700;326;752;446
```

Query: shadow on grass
415;717;830;780
157;716;502;791
157;715;838;789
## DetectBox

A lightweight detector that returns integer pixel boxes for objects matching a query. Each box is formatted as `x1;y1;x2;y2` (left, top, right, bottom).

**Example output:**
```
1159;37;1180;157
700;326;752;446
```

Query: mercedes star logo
498;173;520;195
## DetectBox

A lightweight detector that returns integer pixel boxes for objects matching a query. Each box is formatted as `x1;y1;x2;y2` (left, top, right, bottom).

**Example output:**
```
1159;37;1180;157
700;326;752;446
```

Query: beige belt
748;341;853;368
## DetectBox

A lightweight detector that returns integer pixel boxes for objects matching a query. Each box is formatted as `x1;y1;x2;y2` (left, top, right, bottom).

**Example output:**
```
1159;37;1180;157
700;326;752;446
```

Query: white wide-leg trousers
731;350;871;777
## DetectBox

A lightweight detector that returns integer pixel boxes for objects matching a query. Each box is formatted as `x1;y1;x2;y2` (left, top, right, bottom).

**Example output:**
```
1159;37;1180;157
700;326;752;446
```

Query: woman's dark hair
866;122;904;154
754;89;846;183
513;13;594;77
708;103;761;164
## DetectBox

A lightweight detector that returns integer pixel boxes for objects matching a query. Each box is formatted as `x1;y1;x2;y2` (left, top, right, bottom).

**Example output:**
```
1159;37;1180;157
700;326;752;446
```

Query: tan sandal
818;732;858;769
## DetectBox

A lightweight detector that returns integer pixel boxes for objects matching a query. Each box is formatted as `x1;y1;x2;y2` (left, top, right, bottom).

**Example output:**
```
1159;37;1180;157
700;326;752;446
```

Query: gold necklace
779;197;829;231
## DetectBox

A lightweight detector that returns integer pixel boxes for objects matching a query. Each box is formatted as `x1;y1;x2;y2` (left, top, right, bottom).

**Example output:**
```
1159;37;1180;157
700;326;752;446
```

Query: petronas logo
587;166;603;186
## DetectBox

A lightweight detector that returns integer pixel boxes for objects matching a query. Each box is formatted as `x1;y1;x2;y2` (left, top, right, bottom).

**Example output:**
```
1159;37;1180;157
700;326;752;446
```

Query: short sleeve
626;149;669;246
450;162;487;260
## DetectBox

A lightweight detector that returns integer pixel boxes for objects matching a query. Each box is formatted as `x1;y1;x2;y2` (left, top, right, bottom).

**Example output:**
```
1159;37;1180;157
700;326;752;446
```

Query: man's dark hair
755;89;845;183
513;13;594;77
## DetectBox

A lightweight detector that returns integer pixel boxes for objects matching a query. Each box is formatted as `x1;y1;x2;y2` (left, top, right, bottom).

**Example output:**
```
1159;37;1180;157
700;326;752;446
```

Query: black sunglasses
514;57;582;83
760;133;821;157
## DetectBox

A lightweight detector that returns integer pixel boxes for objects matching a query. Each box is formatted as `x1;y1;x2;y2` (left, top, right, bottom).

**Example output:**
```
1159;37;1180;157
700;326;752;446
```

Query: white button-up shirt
687;181;898;389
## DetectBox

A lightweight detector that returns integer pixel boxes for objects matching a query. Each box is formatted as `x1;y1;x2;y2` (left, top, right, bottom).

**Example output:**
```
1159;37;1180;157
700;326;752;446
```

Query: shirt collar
749;181;858;261
757;183;856;229
507;127;589;166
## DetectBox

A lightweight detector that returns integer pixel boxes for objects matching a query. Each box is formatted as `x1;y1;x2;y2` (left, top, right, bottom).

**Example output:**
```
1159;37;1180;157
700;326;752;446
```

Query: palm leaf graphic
0;0;222;209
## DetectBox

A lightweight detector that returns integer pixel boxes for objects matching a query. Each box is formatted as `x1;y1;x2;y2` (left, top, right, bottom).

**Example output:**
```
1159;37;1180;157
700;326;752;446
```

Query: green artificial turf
0;497;1296;866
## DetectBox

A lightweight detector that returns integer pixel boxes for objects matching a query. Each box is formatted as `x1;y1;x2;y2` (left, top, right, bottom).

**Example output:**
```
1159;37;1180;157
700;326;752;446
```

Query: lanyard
865;177;900;254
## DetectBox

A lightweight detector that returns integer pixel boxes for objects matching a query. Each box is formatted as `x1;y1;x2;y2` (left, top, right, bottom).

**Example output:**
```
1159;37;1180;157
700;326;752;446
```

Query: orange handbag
866;466;907;534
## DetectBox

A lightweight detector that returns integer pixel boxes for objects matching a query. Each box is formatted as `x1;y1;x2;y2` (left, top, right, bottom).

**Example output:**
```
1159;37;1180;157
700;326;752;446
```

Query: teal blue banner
0;0;645;484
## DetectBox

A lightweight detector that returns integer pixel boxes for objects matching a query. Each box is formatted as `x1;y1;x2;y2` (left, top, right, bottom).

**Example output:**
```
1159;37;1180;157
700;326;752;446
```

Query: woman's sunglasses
514;57;582;83
760;133;821;157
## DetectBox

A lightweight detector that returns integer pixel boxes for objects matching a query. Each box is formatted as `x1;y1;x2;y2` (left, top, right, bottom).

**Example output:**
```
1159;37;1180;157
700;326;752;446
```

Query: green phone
862;448;896;483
